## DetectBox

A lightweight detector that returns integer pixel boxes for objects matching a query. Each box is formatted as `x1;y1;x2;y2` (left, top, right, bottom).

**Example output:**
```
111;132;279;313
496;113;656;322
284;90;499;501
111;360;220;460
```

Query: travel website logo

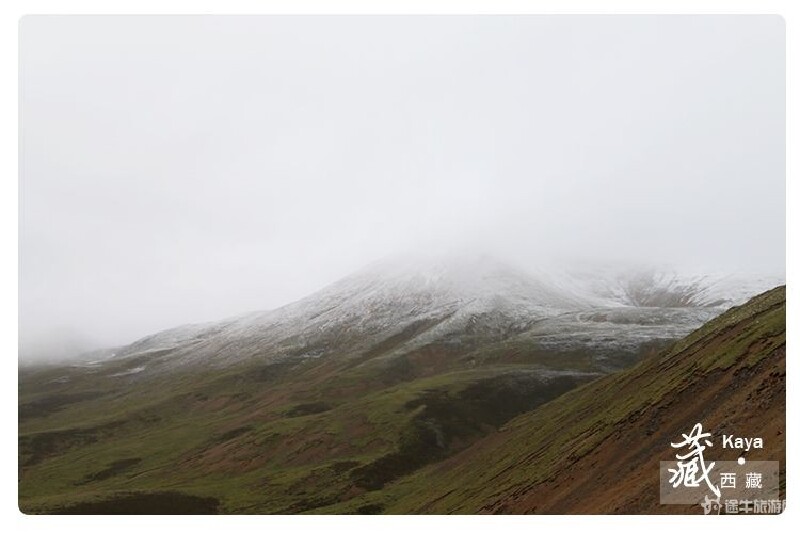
660;423;783;514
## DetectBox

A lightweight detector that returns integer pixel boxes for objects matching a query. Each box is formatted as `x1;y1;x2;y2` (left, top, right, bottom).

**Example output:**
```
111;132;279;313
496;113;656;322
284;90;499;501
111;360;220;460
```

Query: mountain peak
309;251;588;317
87;253;783;373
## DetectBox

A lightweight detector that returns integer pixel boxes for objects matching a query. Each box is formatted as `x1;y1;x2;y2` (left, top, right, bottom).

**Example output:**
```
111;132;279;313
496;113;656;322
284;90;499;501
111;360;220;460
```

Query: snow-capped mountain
94;254;783;375
541;264;784;309
106;254;587;370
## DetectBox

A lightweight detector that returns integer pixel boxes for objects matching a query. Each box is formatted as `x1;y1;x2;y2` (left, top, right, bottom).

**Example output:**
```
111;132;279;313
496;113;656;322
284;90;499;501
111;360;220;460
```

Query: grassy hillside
19;328;603;513
322;286;785;514
19;287;784;514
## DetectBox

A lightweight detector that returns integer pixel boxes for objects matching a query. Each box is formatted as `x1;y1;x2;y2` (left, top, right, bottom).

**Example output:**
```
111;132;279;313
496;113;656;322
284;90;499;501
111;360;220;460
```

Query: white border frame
3;2;795;532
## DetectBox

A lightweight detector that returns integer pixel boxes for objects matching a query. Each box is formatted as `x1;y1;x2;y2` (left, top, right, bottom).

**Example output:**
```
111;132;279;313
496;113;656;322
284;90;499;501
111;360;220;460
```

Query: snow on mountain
110;254;588;370
539;264;784;309
101;254;784;374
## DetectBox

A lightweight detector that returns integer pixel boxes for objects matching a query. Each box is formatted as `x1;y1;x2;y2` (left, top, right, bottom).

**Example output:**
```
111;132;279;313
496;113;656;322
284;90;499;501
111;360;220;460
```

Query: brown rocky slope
330;285;786;514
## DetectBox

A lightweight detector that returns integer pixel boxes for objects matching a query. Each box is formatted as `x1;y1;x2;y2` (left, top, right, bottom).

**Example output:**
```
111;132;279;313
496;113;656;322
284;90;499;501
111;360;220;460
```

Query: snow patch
110;366;146;377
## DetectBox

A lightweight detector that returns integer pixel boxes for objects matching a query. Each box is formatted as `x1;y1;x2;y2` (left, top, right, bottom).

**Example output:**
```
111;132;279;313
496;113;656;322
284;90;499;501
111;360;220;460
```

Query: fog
19;15;785;362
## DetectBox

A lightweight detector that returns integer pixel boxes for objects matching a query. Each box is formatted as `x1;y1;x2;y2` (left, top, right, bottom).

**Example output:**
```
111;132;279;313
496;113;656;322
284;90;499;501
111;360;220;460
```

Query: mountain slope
18;254;784;514
328;286;785;514
542;265;784;309
19;256;606;513
99;255;592;373
72;255;779;377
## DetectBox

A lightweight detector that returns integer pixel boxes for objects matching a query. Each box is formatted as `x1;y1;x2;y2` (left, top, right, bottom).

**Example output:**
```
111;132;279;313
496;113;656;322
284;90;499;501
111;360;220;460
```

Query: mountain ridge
328;285;785;514
78;255;782;375
18;253;785;514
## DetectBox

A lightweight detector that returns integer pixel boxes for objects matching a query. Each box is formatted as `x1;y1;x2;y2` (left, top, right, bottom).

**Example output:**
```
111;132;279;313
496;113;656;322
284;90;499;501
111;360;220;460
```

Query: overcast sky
19;15;785;361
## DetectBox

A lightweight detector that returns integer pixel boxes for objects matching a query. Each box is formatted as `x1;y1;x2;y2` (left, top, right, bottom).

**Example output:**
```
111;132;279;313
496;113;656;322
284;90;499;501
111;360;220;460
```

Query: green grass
21;289;784;514
312;286;786;513
19;342;600;513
